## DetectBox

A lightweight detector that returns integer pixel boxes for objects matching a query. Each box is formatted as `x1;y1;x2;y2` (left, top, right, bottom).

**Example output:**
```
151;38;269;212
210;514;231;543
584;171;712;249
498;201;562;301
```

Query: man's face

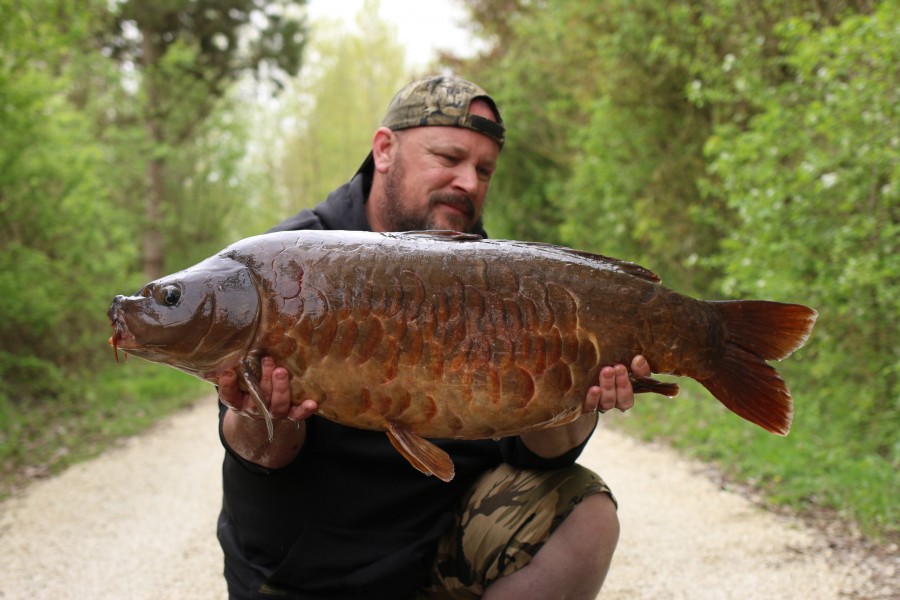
376;101;500;234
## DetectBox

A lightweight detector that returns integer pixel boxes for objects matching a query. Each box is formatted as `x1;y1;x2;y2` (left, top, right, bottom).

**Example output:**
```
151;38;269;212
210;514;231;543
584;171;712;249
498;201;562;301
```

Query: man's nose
451;164;479;194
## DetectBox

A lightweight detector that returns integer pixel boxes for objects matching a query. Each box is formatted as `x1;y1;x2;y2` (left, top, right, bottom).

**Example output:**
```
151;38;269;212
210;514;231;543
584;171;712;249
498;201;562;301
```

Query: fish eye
158;284;181;306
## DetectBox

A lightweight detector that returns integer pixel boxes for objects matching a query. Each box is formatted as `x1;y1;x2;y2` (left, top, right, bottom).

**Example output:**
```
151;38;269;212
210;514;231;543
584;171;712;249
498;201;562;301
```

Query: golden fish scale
254;238;675;440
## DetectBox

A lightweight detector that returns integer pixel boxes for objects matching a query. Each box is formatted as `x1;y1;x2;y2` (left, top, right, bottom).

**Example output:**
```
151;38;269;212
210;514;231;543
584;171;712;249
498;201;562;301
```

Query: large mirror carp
108;230;817;481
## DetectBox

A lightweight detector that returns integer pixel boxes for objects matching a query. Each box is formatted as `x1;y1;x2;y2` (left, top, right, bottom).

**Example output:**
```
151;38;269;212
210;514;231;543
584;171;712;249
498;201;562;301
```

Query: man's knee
560;490;620;563
504;492;618;599
421;463;617;597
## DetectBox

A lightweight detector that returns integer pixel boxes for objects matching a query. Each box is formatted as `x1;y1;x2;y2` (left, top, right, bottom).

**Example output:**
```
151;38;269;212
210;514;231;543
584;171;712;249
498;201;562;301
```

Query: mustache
429;192;474;217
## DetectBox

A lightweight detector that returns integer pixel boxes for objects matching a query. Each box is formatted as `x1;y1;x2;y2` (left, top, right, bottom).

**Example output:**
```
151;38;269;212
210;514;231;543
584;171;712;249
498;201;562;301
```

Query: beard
380;155;483;234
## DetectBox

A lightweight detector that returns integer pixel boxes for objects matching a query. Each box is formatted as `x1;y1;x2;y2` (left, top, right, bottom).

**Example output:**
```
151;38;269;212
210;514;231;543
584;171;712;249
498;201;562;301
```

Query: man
217;76;651;599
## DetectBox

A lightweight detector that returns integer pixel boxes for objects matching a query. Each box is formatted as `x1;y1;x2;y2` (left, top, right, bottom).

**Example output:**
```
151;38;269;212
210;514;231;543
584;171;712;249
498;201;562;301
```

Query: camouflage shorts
416;462;615;599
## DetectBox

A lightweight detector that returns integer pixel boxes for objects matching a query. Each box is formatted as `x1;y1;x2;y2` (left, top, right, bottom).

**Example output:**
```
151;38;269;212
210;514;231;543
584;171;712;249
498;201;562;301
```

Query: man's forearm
222;409;307;469
519;412;599;459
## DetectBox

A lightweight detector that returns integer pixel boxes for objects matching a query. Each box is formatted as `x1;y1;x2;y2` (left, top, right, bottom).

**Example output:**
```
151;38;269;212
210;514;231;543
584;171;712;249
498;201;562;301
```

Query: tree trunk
141;25;165;281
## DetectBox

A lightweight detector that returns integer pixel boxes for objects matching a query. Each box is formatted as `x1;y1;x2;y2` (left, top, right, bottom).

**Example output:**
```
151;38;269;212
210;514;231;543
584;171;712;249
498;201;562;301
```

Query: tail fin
699;300;817;435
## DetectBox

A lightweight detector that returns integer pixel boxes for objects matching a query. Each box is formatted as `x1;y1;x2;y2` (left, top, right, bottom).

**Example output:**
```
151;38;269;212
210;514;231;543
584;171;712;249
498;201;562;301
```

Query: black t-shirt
218;171;591;599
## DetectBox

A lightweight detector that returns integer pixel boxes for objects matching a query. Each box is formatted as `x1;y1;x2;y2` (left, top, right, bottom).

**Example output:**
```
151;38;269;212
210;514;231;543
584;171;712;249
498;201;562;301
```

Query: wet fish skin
108;230;817;481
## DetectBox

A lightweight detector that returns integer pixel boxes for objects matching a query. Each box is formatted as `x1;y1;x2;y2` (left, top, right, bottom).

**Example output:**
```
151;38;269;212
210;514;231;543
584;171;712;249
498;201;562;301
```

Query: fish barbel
107;230;817;481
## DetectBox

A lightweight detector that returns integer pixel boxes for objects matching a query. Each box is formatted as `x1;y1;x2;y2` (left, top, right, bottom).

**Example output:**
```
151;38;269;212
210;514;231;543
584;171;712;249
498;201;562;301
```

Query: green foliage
0;362;207;497
261;0;411;227
106;0;307;105
456;0;898;539
0;0;310;494
460;1;594;243
162;93;264;269
98;0;309;279
464;0;724;290
0;0;137;399
0;0;432;497
561;1;723;294
703;2;899;458
616;382;899;538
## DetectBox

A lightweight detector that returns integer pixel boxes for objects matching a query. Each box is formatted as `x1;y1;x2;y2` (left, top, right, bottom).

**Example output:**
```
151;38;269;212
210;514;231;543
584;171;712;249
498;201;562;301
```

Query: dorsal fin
506;241;661;283
390;230;484;242
389;231;661;283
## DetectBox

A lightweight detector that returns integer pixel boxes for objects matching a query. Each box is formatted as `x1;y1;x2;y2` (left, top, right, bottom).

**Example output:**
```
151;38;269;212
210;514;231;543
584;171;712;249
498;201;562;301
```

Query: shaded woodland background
1;0;896;538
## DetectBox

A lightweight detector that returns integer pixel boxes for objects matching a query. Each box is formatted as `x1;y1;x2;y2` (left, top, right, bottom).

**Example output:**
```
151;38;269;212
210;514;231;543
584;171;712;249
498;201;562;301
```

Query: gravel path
0;398;895;599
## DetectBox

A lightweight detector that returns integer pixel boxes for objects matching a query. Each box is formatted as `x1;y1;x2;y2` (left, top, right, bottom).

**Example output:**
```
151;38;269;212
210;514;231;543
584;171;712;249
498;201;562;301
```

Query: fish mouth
107;304;136;361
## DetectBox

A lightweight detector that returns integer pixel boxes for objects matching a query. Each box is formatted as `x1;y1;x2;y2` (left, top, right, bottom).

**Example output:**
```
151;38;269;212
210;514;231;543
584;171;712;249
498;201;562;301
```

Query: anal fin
385;422;455;482
630;375;679;398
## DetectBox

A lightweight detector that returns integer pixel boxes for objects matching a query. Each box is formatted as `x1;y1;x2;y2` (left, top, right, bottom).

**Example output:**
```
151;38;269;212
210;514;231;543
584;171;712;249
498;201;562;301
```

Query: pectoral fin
239;356;274;442
385;422;455;482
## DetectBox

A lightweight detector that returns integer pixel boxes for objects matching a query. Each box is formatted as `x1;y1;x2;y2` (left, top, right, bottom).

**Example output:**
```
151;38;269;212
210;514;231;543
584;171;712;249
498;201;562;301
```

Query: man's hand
218;357;315;422
583;355;651;415
218;357;316;468
521;355;652;459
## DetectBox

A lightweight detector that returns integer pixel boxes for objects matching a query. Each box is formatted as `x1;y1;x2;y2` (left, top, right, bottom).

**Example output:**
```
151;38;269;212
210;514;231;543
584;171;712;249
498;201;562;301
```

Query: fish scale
108;229;817;482
261;240;598;438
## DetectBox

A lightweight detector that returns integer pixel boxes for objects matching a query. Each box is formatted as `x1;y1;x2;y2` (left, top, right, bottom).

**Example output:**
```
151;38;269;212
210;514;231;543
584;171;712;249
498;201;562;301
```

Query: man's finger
259;356;275;398
597;366;618;412
631;354;651;378
287;399;318;422
269;366;292;418
584;385;602;414
218;369;243;408
613;364;635;411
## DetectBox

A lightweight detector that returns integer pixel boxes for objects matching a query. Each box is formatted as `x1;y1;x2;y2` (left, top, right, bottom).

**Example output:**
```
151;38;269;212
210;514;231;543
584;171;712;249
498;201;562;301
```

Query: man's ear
371;127;397;174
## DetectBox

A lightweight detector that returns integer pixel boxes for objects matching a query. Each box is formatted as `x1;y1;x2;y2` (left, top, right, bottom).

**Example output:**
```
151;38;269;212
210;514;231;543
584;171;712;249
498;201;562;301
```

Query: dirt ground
0;399;896;599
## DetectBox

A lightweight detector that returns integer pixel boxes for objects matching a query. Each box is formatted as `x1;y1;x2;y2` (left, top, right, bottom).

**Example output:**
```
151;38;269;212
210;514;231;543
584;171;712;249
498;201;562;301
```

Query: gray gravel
0;399;896;599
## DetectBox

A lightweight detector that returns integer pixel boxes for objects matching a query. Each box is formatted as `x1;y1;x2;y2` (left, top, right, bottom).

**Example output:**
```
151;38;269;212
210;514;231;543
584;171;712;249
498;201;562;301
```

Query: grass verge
612;379;899;542
0;361;209;499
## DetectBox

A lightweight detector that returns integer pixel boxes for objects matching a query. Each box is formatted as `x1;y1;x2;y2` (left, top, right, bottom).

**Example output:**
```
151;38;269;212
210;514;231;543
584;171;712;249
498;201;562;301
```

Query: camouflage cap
381;75;505;147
